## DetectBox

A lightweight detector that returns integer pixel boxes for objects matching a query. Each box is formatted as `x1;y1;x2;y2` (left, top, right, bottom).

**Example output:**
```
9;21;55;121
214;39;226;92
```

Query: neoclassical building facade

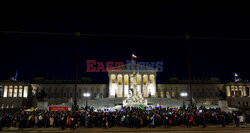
0;80;33;109
107;64;157;98
0;66;249;109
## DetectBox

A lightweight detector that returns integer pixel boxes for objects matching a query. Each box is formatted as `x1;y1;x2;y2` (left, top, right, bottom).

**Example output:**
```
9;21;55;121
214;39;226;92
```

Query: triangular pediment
107;63;157;73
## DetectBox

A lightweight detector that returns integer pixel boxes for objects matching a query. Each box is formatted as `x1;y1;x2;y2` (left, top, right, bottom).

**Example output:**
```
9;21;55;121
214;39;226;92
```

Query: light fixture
83;93;90;97
180;92;188;97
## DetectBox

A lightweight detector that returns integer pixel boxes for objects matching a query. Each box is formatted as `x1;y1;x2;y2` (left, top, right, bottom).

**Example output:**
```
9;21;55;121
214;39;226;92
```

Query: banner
50;106;68;111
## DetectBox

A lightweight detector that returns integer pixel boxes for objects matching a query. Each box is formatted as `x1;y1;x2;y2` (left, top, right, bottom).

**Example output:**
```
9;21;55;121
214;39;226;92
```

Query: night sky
1;2;250;83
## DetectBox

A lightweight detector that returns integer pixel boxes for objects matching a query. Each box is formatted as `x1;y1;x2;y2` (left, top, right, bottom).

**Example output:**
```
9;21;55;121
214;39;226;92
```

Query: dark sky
1;2;250;83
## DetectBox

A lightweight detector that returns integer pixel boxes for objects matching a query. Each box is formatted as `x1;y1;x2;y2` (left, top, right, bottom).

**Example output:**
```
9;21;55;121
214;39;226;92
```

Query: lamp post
83;93;90;110
180;92;188;109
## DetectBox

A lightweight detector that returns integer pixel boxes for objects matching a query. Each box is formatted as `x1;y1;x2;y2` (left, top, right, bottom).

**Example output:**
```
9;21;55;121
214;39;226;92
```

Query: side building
0;80;33;109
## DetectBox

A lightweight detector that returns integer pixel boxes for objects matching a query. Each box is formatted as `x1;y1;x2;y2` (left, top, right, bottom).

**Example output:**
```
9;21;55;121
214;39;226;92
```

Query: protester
0;106;249;130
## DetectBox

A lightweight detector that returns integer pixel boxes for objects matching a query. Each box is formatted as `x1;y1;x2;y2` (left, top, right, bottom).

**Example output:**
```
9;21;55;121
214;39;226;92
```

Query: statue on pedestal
123;72;147;106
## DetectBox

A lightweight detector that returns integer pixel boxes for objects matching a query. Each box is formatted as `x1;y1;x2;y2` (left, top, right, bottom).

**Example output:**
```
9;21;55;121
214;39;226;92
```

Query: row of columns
2;85;28;98
109;73;156;98
226;85;250;97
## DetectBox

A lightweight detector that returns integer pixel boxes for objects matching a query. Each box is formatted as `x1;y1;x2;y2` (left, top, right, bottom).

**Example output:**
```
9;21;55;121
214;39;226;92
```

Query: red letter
106;61;114;72
115;62;124;72
96;62;106;72
86;60;96;72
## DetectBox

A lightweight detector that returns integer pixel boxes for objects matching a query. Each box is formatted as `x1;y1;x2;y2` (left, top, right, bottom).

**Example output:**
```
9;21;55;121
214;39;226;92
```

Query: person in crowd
0;106;249;130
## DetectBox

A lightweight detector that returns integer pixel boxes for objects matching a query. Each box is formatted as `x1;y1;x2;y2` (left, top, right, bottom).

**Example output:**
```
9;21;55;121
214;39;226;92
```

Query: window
166;92;169;97
161;91;164;98
118;74;122;85
137;75;141;85
111;74;116;83
172;92;175;97
70;93;72;97
124;75;128;85
64;93;66;98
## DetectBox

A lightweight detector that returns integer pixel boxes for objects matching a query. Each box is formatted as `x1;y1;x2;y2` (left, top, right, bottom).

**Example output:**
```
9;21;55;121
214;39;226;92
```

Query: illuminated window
1;104;4;109
14;86;18;97
172;92;175;97
150;75;154;84
23;86;28;98
161;91;164;98
124;75;128;85
19;86;23;97
166;92;170;97
111;74;116;83
137;75;141;85
130;74;134;86
8;86;13;97
118;74;122;85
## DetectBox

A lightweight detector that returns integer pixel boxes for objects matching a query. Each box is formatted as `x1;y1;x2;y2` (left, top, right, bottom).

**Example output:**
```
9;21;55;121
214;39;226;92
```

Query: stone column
233;86;235;97
229;86;232;97
243;86;246;97
141;73;143;97
147;74;150;97
153;74;157;97
249;86;250;97
6;86;9;97
122;74;124;97
226;86;231;97
108;74;112;97
115;73;118;98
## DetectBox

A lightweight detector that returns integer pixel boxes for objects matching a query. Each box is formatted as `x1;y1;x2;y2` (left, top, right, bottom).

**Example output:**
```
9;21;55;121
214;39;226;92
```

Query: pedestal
218;100;229;112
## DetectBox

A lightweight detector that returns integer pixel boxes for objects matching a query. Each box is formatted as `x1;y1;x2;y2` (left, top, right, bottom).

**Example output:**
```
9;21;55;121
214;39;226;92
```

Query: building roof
0;79;30;85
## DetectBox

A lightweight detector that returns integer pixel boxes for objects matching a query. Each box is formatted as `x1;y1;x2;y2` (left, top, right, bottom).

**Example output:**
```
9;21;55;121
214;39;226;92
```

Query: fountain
123;72;147;106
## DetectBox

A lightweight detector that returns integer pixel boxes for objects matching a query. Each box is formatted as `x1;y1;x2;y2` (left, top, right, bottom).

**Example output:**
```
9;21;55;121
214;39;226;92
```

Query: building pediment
107;63;157;73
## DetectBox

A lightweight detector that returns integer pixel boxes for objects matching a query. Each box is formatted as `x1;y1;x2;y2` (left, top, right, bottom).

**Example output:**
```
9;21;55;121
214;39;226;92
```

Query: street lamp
83;93;90;110
180;92;188;109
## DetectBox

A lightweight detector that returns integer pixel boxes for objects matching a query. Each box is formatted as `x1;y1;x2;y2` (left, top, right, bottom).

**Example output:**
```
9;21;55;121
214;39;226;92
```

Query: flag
132;54;137;59
15;71;18;80
139;105;145;110
234;72;238;77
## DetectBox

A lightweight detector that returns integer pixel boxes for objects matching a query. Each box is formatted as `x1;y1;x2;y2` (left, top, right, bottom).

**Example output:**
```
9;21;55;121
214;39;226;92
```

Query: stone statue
123;72;147;106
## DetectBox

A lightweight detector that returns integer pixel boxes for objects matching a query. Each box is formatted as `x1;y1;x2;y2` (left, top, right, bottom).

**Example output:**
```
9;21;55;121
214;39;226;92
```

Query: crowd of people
0;106;250;131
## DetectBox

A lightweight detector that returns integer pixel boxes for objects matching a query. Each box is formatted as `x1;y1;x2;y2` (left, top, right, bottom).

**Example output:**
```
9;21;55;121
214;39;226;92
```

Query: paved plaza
1;125;250;133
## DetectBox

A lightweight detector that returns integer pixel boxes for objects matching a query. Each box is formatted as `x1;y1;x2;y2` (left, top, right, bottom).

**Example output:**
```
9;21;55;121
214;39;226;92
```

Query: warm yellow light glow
8;86;13;97
23;86;28;98
19;86;23;97
3;86;8;97
111;74;116;83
